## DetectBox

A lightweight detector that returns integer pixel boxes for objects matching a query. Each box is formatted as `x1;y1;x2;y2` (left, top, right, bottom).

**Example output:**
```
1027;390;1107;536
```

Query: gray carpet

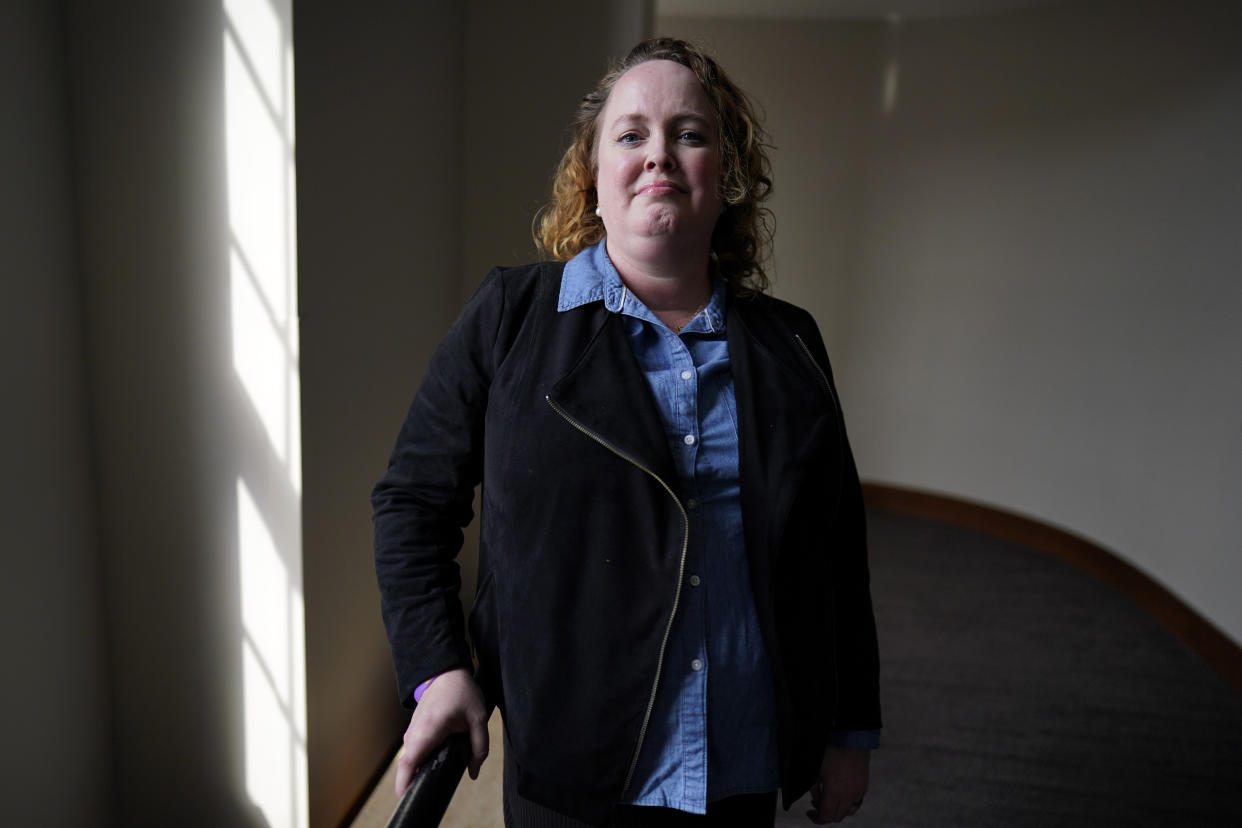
777;509;1242;828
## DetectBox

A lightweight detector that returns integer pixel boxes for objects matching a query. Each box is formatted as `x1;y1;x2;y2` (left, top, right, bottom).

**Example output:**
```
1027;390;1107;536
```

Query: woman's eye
618;132;641;144
679;131;705;144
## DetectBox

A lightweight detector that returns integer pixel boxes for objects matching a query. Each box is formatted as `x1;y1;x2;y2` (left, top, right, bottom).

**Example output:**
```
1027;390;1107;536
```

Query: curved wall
661;0;1242;645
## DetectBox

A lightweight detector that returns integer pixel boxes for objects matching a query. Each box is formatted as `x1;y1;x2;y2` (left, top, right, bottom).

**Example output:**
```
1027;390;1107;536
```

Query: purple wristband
413;675;438;703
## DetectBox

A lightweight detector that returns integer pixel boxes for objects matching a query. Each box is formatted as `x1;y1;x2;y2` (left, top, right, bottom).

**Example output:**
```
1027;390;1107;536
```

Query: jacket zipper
794;334;839;413
545;395;690;794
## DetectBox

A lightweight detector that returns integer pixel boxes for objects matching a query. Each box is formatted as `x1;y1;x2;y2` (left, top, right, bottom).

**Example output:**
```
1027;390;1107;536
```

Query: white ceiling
657;0;1068;21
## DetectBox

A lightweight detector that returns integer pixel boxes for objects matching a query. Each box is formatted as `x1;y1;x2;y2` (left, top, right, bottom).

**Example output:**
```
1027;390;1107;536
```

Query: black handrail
384;732;472;828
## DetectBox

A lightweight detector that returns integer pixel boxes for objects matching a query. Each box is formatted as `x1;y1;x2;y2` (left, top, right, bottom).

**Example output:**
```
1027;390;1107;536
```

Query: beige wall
66;0;288;822
661;0;1242;645
297;2;470;824
13;0;303;821
1;1;110;822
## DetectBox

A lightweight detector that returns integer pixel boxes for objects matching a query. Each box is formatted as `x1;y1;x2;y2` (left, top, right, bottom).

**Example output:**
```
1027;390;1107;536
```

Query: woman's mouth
636;180;683;196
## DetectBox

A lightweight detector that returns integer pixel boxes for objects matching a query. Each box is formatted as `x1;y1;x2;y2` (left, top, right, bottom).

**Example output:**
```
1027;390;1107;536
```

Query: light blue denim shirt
559;239;780;812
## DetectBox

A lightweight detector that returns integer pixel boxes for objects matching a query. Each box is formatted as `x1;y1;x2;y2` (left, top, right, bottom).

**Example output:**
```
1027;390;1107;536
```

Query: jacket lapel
546;308;678;488
729;300;841;566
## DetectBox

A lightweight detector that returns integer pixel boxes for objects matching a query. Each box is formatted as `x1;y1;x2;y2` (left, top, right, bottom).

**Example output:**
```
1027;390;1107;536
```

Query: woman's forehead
605;59;714;121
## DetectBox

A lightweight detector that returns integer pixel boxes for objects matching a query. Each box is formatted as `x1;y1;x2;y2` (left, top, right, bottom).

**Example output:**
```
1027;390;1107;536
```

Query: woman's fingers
394;668;490;794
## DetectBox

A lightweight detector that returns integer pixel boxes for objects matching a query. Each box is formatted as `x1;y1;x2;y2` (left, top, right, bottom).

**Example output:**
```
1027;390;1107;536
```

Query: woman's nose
645;145;675;171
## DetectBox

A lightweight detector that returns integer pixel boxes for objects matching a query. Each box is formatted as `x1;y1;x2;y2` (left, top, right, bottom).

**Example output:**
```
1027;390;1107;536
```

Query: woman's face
594;60;723;265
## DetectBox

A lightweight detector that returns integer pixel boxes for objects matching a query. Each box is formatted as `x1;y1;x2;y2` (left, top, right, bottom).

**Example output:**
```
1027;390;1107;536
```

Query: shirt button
683;434;696;446
689;575;701;587
685;498;699;510
691;659;704;672
680;369;693;381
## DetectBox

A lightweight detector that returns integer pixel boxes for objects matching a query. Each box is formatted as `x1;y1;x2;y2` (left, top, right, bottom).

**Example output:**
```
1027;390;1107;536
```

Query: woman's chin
635;208;713;243
607;209;715;261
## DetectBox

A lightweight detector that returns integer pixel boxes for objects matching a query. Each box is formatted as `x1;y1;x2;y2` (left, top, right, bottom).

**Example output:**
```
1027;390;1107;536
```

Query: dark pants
502;740;778;828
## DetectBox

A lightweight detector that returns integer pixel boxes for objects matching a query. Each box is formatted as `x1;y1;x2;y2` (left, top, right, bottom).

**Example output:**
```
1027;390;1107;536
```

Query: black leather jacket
372;261;880;824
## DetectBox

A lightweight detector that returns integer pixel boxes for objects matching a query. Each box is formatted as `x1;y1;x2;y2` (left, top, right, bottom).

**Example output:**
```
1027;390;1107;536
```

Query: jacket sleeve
371;270;507;707
799;314;882;733
829;424;882;731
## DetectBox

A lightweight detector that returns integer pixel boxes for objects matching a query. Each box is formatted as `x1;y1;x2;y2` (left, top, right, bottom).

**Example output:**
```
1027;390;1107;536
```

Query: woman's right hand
394;667;490;797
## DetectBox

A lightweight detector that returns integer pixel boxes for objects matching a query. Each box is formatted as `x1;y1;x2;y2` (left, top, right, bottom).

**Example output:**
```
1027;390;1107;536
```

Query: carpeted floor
812;510;1242;828
357;509;1242;827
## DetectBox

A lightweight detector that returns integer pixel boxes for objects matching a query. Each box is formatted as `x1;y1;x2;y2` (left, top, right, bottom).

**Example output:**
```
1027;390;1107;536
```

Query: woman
372;38;880;827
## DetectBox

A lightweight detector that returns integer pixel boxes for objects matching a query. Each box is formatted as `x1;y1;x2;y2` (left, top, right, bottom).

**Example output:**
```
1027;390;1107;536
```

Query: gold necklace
672;299;709;334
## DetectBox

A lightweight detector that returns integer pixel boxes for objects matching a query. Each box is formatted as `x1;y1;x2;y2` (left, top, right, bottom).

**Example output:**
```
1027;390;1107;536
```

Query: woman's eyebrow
672;112;713;127
608;111;713;128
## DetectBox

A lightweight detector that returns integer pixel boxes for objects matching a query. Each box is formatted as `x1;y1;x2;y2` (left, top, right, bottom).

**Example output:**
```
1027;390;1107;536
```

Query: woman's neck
606;238;712;327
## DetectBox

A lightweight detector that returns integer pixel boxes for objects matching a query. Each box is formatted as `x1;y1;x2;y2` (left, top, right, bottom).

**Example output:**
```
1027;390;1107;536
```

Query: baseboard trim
862;482;1242;697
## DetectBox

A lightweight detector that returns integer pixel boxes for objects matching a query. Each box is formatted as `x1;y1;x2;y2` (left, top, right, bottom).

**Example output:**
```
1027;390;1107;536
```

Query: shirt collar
557;237;726;333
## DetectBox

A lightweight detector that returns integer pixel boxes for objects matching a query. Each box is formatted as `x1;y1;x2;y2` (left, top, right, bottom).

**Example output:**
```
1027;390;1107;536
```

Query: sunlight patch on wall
226;0;285;106
225;0;300;488
238;479;306;828
224;0;306;825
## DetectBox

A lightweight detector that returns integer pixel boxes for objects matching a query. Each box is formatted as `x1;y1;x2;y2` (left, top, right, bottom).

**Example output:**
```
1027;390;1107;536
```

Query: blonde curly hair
535;38;774;294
